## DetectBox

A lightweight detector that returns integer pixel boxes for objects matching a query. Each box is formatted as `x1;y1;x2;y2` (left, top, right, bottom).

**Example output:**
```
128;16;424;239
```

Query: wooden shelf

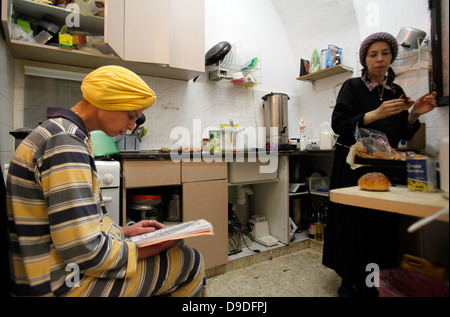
330;186;449;222
296;64;353;82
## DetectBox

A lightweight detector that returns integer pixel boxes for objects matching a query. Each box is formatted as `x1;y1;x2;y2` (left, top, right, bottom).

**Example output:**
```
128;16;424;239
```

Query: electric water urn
262;92;290;147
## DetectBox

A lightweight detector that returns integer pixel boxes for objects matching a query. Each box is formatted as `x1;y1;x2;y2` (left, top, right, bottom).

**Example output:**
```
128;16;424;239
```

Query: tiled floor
206;232;342;297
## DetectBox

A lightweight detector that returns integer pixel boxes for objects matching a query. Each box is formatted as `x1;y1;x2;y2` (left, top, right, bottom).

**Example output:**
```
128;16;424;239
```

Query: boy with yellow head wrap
81;65;156;111
6;65;206;297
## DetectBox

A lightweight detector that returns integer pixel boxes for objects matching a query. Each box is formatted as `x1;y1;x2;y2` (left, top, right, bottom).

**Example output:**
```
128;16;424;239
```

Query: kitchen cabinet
288;152;334;231
120;159;228;269
182;161;228;269
1;0;205;80
228;156;291;245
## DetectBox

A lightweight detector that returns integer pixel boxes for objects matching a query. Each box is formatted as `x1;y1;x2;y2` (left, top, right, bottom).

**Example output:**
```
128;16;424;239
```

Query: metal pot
262;92;290;145
396;27;427;49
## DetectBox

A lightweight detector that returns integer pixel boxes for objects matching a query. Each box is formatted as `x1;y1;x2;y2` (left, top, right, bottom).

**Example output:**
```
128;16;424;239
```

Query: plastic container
115;134;140;152
129;195;162;206
90;130;119;157
378;269;449;297
400;254;445;282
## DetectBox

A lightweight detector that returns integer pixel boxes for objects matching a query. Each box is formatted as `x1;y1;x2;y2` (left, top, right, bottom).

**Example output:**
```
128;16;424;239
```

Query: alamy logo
365;263;380;287
65;263;80;288
65;4;81;28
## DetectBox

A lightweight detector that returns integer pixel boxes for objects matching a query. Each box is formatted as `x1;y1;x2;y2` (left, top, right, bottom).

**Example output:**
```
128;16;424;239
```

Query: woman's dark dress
322;78;420;291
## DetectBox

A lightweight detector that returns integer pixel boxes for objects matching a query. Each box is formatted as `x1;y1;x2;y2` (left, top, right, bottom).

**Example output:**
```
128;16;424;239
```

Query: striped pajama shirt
6;107;206;297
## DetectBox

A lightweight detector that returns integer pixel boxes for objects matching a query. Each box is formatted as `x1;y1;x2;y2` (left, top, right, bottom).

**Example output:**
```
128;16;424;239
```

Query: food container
406;156;438;192
90;130;119;157
129;195;162;206
128;195;163;222
128;204;160;222
115;134;140;152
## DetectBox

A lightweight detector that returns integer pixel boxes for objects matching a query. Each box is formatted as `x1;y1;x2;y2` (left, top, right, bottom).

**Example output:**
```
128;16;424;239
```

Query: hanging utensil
131;113;146;134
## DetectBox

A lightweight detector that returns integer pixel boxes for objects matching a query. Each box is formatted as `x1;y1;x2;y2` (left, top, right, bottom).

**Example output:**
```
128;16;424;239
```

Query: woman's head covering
359;32;398;66
81;65;156;111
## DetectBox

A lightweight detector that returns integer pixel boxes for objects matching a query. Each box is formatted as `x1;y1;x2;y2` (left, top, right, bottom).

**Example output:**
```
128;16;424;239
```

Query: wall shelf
296;64;353;82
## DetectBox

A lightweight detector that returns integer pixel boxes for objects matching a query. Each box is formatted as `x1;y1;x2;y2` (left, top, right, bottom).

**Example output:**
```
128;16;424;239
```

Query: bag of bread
354;126;406;160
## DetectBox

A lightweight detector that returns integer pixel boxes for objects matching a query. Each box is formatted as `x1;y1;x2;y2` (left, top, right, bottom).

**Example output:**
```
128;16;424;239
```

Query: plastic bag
11;23;36;43
310;49;321;73
354;126;406;160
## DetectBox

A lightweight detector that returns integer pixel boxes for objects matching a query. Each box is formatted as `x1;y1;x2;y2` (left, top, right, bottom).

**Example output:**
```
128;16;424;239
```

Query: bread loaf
358;172;391;191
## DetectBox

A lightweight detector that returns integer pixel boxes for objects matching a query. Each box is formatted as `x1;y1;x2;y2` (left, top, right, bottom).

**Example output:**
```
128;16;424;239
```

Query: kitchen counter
112;149;334;160
330;186;449;221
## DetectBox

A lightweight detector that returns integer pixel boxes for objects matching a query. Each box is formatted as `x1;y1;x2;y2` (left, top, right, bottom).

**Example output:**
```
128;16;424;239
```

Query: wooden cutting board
330;186;448;221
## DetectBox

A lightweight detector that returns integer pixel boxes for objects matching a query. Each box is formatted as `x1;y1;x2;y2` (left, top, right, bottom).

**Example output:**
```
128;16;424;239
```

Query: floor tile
206;248;341;297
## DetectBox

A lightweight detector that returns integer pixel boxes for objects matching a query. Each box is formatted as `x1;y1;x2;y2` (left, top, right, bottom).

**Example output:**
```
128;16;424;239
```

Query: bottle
202;138;210;152
308;210;315;239
299;118;306;141
314;211;324;242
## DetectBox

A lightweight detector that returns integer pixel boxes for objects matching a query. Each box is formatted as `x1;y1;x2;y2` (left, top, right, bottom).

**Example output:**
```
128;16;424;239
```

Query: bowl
90;130;119;157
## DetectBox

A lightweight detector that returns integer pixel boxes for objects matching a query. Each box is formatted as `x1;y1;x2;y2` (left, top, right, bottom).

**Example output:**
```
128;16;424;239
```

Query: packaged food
299;58;310;76
209;130;221;154
310;49;321;73
326;45;342;67
354;126;406;160
407;156;438;192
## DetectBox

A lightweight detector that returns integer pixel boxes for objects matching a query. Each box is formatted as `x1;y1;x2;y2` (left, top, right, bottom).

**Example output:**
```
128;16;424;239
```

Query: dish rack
207;58;262;87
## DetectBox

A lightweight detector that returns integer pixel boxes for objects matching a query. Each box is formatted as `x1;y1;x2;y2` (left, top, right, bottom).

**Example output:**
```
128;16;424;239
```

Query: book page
128;219;213;247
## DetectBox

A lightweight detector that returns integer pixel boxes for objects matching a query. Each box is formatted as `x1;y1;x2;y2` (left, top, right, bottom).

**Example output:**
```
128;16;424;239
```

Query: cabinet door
123;0;170;64
183;179;228;269
169;0;205;72
181;161;227;182
104;0;125;58
122;160;180;188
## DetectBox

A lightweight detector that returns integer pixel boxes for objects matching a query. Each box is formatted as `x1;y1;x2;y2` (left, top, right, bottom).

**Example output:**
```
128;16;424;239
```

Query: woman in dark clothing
322;32;437;297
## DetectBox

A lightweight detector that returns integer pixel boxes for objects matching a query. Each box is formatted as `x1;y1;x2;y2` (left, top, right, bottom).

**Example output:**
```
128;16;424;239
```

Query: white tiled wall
0;34;14;171
5;56;449;165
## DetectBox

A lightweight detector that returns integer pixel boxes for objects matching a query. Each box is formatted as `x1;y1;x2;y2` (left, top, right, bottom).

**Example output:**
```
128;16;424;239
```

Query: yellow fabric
81;65;156;111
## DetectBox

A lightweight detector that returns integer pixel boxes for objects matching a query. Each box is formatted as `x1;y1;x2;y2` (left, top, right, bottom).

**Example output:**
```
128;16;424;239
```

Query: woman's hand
364;98;404;125
410;92;437;116
121;220;166;237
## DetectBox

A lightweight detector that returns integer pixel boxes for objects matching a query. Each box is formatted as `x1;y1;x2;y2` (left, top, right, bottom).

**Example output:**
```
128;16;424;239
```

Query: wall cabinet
1;0;205;80
120;159;228;269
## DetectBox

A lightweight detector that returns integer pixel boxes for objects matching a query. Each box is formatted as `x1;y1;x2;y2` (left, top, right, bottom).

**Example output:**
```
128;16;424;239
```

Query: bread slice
400;94;414;110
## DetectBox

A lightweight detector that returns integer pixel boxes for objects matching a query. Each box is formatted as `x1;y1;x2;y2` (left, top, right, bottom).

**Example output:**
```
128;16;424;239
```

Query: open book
128;219;214;248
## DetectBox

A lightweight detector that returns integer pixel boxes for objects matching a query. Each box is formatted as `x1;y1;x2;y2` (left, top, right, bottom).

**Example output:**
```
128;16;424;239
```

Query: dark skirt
322;144;402;285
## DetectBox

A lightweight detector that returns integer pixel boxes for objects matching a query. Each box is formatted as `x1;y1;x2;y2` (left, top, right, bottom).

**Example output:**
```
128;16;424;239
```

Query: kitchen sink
228;157;278;184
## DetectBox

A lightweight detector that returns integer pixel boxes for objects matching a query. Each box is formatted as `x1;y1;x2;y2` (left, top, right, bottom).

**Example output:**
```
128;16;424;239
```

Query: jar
202;138;210;152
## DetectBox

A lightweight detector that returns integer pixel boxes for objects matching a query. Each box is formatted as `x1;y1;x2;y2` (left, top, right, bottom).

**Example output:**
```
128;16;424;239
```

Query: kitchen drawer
181;161;227;182
122;160;180;188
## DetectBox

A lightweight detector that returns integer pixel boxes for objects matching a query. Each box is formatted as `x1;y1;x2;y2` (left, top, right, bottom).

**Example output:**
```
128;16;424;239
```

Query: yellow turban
81;65;156;111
